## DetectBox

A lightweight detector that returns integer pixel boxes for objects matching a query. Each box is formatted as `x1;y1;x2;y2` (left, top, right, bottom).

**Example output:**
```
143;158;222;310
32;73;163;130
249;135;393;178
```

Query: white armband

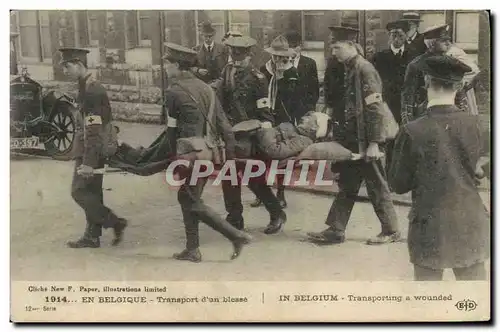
365;93;383;105
84;115;102;126
167;116;177;128
256;98;270;109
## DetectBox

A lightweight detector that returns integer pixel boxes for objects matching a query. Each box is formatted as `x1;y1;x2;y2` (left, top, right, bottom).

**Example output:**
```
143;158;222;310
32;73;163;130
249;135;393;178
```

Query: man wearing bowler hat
59;47;127;249
307;24;401;246
401;11;426;57
191;22;228;84
389;55;490;281
216;35;287;234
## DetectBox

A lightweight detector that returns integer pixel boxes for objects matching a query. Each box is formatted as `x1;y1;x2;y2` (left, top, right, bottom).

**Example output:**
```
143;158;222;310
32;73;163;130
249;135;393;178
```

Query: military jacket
218;63;275;126
340;55;386;148
75;74;113;168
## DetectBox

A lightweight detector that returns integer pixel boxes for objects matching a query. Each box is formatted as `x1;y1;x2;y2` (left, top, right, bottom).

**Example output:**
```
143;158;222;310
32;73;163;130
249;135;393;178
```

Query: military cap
265;35;295;57
386;20;410;33
401;11;422;22
199;21;216;35
224;35;257;48
163;42;198;65
58;47;90;66
422;24;451;40
419;55;472;82
328;21;359;43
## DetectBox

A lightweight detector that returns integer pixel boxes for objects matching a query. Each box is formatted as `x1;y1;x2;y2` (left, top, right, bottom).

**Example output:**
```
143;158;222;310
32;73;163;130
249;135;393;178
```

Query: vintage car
10;68;80;160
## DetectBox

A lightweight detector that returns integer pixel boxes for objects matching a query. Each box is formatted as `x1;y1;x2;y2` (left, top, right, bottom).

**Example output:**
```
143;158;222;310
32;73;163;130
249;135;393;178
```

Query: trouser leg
222;178;243;222
71;158;120;235
248;180;282;218
413;264;444;281
179;177;244;250
363;159;399;234
453;262;487;281
325;162;364;234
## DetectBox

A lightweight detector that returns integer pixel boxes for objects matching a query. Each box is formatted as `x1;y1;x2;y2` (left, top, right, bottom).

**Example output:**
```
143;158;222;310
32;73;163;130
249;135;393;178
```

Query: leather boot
67;224;100;248
173;248;202;263
264;211;287;234
112;218;128;246
277;188;287;209
231;233;252;260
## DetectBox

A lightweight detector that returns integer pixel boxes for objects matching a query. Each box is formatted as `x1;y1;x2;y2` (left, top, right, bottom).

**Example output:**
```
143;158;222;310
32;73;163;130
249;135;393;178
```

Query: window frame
137;10;152;47
15;10;51;64
228;10;250;37
453;10;480;53
86;11;100;47
301;11;325;50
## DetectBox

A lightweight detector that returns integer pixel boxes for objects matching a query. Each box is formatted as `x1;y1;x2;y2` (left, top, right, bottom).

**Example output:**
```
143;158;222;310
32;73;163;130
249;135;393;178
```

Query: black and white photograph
8;7;491;322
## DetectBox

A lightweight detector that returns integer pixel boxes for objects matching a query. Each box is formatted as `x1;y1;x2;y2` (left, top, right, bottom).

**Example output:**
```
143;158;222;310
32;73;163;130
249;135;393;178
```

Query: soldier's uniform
218;35;286;234
401;24;472;124
389;55;490;280
61;48;127;249
163;43;251;263
307;25;400;245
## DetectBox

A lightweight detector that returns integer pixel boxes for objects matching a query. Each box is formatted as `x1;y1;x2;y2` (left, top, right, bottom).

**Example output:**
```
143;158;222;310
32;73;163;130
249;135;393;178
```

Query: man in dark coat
60;48;127;249
216;35;287;234
191;22;228;84
163;43;252;263
389;55;490;280
401;12;426;58
307;24;400;246
372;20;415;170
285;30;320;115
372;20;414;125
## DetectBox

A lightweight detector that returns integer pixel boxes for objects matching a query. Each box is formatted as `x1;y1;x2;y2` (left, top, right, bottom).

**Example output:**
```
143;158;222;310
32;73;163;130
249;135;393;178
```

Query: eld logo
455;299;477;311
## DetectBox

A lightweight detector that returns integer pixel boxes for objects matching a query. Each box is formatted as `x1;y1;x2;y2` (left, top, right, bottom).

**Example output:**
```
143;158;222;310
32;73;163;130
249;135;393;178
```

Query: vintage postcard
9;8;491;323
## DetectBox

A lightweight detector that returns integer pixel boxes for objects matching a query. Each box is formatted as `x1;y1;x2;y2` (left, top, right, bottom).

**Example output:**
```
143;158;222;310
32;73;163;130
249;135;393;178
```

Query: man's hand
365;142;384;161
77;164;94;177
260;121;273;129
198;68;209;76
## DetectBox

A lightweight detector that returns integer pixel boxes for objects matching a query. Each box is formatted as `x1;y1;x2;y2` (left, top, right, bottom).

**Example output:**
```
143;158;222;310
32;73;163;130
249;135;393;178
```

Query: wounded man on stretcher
107;111;361;176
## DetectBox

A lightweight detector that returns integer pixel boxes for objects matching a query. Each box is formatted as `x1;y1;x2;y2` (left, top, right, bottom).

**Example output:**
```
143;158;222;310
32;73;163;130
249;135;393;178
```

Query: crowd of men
57;10;490;281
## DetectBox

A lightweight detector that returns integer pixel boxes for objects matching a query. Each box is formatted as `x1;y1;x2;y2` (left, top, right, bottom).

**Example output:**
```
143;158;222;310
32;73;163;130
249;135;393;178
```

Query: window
196;10;225;44
455;11;479;51
39;11;51;59
87;11;99;46
228;11;250;36
164;11;183;44
16;10;51;62
418;11;446;33
18;11;38;58
137;10;152;46
301;11;325;49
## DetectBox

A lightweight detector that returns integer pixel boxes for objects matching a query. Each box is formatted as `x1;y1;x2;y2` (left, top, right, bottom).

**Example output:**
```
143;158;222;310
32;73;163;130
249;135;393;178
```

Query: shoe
173;248;202;263
231;234;252;260
366;231;402;245
264;211;287;234
277;190;287;209
250;198;262;207
67;237;100;249
111;218;128;246
307;228;345;244
226;215;244;231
